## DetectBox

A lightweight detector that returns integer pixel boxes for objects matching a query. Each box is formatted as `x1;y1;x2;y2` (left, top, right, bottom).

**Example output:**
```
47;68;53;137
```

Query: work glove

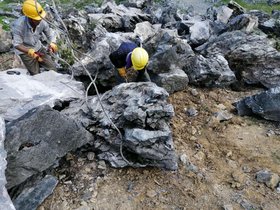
48;42;58;53
28;49;43;62
118;67;126;78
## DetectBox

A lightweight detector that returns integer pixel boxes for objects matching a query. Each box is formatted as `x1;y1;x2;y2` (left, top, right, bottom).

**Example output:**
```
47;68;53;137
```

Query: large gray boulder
88;82;178;170
0;117;15;210
146;28;236;88
189;20;211;46
223;14;258;33
0;69;85;121
148;34;194;74
197;30;280;88
183;54;236;87
5;105;94;189
88;1;151;32
13;175;58;210
234;87;280;121
153;67;189;94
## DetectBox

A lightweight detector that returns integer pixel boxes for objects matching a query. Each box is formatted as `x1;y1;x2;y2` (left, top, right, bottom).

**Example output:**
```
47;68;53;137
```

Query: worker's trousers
19;47;56;75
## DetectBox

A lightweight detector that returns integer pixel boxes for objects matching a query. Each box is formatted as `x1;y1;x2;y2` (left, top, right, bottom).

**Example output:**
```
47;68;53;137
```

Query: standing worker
109;41;151;84
11;0;58;75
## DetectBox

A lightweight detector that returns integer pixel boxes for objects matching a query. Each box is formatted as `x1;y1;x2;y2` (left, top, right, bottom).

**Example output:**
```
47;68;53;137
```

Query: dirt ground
40;86;280;210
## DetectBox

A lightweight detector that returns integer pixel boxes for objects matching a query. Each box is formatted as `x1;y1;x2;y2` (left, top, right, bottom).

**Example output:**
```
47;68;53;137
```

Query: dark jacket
109;41;137;69
109;41;151;83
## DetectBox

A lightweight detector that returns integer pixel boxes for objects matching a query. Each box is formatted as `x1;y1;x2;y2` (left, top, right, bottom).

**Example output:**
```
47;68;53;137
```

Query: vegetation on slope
219;0;280;13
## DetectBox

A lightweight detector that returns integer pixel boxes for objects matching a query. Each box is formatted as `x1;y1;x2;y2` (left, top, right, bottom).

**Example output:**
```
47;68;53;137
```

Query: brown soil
40;87;280;210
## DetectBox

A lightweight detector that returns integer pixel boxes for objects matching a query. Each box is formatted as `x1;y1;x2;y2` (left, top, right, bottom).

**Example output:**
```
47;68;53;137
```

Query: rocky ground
3;0;279;209
40;86;280;210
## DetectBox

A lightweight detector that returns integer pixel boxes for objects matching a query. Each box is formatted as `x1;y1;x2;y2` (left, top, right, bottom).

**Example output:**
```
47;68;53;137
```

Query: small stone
191;126;198;135
193;151;205;161
209;91;218;100
232;170;246;184
97;161;107;170
59;174;66;180
186;162;198;173
66;153;74;161
180;154;188;164
64;180;72;185
241;122;247;127
189;136;197;141
198;92;204;100
227;160;238;169
92;190;98;198
226;151;233;158
266;130;275;137
213;111;233;122
186;107;198;117
235;182;241;188
146;190;157;198
88;162;97;170
84;167;91;173
190;88;199;96
256;170;280;189
80;201;88;206
242;166;251;173
215;104;226;110
223;204;233;210
87;152;95;161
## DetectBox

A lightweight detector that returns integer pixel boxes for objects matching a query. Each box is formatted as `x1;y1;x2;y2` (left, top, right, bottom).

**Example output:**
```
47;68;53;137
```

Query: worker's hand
118;67;126;78
48;42;58;53
28;49;43;62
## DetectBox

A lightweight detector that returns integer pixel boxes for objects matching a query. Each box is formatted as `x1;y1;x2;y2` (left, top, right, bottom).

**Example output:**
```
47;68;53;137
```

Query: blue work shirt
11;16;54;55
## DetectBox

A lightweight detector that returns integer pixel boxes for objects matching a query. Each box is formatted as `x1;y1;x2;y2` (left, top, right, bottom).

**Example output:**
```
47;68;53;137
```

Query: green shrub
0;16;10;31
56;39;76;69
54;0;103;9
219;0;280;14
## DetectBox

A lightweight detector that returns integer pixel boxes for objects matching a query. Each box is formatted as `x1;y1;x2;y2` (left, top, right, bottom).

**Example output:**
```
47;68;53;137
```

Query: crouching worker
109;41;151;84
12;0;58;75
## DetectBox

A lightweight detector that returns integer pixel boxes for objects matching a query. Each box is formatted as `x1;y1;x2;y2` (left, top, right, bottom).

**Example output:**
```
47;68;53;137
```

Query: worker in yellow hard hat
109;41;151;84
11;0;58;75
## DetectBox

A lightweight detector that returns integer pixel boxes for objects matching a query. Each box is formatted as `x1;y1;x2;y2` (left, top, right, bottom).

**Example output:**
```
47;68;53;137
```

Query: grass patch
0;0;20;31
219;0;280;14
0;0;19;10
73;0;103;8
0;16;10;31
54;0;103;9
56;39;76;69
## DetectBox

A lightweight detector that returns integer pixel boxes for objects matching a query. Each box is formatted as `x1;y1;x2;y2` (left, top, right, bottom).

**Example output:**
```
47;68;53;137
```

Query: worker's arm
42;20;58;53
15;44;43;62
12;21;27;53
15;44;30;54
42;20;53;42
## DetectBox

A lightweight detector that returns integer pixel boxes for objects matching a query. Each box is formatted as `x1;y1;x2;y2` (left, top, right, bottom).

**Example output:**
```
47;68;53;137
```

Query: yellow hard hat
131;47;149;70
22;0;46;20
